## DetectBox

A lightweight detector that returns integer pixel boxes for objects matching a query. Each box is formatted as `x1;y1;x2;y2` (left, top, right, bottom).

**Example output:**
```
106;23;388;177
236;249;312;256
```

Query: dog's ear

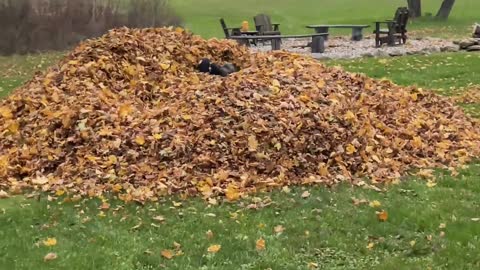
209;64;229;77
198;58;211;73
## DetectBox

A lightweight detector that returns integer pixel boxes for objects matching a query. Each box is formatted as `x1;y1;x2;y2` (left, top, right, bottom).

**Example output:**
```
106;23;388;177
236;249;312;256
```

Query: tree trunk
473;24;480;38
436;0;455;19
407;0;422;18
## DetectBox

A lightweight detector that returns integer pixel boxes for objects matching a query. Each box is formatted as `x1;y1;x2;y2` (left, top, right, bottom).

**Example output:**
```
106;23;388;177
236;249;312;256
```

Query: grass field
170;0;480;38
1;52;480;269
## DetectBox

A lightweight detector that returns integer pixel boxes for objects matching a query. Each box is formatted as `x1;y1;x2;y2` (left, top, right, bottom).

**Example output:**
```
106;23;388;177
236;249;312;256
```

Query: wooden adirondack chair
253;14;281;35
219;18;240;38
374;7;409;47
253;14;281;45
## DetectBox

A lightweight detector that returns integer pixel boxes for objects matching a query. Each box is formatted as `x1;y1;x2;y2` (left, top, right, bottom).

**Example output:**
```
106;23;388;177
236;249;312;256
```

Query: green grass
0;53;63;98
1;50;480;269
170;0;480;38
330;52;480;91
1;166;480;270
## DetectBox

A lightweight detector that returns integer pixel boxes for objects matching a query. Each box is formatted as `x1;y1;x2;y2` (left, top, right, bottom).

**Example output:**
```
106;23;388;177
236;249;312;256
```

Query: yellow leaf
153;133;163;140
298;95;311;102
43;238;57;247
367;242;375;250
112;184;122;193
248;135;258;152
272;79;280;87
135;136;145;146
417;169;434;179
161;249;174;259
308;262;319;269
256;238;266;251
207;244;221;253
346;144;357;155
43;252;57;262
316;79;325;88
160;63;170;70
318;163;329;176
181;114;192;121
225;184;240;201
55;190;65;196
426;180;437;188
0;106;13;119
7;121;19;134
344;111;356;122
125;64;137;76
411;136;423;149
376;210;388;222
369;200;381;208
409;240;416;247
274;142;282;151
118;104;133;118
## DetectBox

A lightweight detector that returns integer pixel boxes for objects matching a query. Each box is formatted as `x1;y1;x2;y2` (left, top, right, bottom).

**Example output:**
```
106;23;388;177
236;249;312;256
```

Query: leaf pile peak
1;27;479;202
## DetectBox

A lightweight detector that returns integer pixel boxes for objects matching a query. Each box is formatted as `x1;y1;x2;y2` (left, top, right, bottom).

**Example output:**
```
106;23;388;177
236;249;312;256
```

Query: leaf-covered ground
1;51;480;269
1;29;479;203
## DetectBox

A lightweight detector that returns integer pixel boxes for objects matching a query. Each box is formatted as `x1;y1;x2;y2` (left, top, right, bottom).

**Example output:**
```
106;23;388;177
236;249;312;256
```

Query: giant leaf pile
1;28;479;201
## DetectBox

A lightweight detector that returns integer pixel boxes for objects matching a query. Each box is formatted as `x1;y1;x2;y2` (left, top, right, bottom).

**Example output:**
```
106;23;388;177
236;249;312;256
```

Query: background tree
436;0;456;19
406;0;456;19
407;0;421;18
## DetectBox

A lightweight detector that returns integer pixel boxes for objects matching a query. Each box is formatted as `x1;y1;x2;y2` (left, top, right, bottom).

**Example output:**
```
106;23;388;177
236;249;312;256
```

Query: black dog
197;59;238;77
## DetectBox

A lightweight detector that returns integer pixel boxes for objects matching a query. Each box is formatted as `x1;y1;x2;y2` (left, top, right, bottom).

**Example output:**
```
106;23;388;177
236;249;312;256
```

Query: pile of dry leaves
1;27;479;202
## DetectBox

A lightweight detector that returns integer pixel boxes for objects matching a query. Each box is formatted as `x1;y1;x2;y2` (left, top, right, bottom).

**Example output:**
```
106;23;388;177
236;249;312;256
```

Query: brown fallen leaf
161;249;174;259
99;202;110;210
206;230;214;239
256;238;266;251
352;197;368;206
153;215;165;222
301;191;311;199
43;252;57;262
376;210;388;222
0;190;10;199
274;225;285;234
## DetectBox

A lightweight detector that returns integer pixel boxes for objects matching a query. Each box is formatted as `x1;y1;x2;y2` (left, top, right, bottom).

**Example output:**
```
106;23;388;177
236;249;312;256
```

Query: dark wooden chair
253;14;281;45
220;18;241;39
374;7;409;47
253;14;281;35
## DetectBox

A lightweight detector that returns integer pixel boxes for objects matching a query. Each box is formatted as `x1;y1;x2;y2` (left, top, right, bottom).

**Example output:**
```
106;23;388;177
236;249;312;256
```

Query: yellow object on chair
241;21;249;32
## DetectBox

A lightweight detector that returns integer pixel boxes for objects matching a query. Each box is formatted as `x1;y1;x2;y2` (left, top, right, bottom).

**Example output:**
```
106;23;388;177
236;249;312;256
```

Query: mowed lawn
170;0;480;38
1;52;480;269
